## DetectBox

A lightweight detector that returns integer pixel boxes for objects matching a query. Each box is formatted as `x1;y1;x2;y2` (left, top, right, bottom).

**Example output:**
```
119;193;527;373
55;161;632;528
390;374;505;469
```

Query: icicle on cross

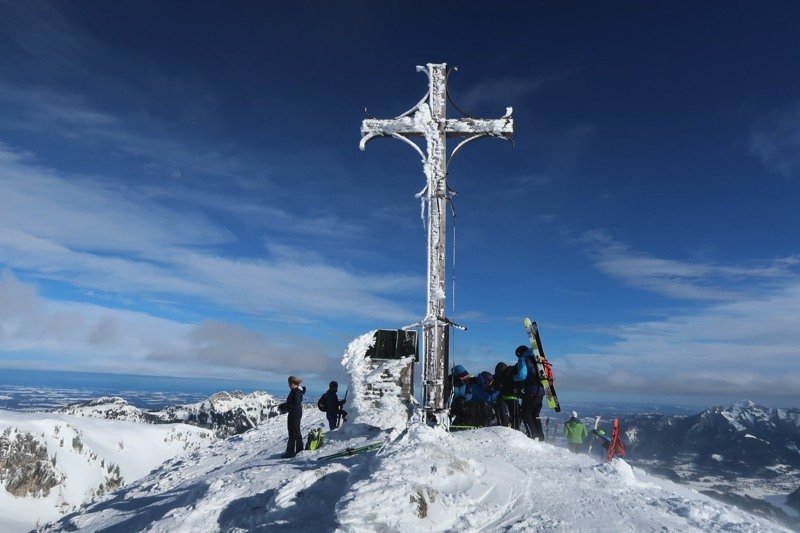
360;63;513;424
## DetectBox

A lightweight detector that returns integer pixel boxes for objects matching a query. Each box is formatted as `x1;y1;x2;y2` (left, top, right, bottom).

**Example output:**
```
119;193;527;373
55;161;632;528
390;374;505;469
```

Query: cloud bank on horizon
0;1;799;405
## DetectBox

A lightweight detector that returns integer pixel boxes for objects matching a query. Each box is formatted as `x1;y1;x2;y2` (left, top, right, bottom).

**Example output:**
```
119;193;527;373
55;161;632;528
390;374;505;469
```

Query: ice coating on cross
360;62;513;425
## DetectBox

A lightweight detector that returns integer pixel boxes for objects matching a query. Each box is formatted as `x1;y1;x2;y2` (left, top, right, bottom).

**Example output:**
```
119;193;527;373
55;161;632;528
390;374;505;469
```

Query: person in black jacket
323;381;347;430
494;361;521;430
279;375;306;458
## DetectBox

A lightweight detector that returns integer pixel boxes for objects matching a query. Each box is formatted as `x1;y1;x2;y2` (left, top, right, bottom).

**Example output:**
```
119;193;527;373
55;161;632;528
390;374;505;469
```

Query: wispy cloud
749;100;800;178
560;281;800;402
579;229;798;301
456;69;574;111
559;230;800;404
0;143;420;325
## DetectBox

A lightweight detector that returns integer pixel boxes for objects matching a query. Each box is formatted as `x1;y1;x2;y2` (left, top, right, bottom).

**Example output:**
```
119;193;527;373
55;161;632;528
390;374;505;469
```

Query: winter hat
288;375;302;385
452;365;469;379
480;371;494;385
495;361;508;375
571;411;578;418
515;345;529;357
329;381;338;389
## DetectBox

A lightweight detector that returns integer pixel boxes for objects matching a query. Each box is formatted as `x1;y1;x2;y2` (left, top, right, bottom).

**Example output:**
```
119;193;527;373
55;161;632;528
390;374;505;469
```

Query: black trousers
521;394;544;441
285;415;303;456
327;415;338;430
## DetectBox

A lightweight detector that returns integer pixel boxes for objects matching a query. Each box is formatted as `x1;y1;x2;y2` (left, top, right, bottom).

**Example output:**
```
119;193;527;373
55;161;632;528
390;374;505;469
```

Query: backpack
317;393;328;412
522;356;545;397
305;428;324;450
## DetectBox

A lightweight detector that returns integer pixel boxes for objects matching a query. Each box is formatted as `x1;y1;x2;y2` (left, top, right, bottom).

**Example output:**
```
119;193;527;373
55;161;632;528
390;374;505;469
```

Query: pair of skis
317;441;384;461
522;317;561;412
589;417;626;462
606;418;626;462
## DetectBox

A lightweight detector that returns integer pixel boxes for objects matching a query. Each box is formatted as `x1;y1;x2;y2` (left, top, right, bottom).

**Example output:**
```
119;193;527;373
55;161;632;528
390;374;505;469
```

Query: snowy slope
40;412;788;532
0;410;216;531
39;332;788;532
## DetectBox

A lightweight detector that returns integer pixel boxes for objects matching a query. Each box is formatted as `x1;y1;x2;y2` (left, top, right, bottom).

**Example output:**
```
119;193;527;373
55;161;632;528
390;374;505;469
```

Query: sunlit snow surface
0;410;215;531
34;333;787;532
38;414;788;532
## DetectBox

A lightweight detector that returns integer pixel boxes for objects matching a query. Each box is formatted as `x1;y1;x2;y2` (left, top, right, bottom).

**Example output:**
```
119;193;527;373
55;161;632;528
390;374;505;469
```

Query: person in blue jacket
470;371;500;403
279;375;306;458
512;345;546;440
450;365;472;401
450;365;472;425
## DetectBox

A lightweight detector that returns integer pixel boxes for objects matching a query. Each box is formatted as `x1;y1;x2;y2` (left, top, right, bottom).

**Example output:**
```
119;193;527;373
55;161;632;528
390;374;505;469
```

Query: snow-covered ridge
58;390;281;437
0;409;216;531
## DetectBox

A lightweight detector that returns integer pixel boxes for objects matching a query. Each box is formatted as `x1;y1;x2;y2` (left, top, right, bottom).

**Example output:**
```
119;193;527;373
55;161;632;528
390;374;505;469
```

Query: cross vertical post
360;63;513;425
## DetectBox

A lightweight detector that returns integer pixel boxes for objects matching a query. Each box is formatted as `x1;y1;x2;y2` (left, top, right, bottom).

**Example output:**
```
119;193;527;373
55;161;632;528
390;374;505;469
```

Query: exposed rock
0;428;62;497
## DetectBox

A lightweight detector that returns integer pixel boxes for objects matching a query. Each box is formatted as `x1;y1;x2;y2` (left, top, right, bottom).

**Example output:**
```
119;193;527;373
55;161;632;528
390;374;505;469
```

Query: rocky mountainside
619;400;800;529
58;390;282;437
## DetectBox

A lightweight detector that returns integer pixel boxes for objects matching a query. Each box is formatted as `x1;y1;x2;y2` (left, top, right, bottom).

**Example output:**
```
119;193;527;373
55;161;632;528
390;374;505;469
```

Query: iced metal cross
360;63;513;425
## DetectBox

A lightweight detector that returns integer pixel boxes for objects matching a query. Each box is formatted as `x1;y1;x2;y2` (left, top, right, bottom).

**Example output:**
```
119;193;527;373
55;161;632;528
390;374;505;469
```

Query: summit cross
360;62;514;425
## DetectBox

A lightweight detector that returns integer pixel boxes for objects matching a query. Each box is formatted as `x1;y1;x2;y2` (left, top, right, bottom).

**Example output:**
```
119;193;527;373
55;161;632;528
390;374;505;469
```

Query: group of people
450;344;550;440
278;376;347;459
277;358;598;459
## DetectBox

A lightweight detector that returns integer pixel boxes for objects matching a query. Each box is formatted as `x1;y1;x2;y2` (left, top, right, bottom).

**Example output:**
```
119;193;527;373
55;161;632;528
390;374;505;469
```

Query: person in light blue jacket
450;365;473;402
450;365;473;425
512;345;545;440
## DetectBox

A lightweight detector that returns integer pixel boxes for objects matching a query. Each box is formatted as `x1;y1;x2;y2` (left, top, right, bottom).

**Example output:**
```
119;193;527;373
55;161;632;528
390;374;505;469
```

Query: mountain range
619;400;800;529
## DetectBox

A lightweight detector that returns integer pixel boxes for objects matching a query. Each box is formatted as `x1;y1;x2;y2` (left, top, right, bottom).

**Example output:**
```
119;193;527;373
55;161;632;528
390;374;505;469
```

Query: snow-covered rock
58;390;281;437
0;410;216;532
340;330;414;432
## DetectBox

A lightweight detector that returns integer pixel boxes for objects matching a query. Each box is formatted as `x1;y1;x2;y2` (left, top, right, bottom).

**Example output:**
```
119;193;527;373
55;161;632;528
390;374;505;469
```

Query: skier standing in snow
563;411;588;453
323;381;347;430
279;375;306;458
494;361;521;429
512;345;546;441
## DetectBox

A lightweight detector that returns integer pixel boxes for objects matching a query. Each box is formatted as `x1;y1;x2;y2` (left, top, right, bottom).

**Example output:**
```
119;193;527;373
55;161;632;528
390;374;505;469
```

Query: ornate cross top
360;63;514;425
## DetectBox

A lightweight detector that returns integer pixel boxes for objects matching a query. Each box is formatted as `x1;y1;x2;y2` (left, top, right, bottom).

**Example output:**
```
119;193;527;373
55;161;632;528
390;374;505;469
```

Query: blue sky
0;1;799;407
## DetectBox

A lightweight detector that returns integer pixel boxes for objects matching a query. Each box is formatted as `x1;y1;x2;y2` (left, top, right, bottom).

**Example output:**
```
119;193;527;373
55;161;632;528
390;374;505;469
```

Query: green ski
523;317;561;412
317;441;385;461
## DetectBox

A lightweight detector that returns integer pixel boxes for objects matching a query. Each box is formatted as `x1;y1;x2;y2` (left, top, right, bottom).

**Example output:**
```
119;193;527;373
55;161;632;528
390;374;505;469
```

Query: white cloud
561;231;800;404
0;271;330;379
0;143;420;324
579;229;798;301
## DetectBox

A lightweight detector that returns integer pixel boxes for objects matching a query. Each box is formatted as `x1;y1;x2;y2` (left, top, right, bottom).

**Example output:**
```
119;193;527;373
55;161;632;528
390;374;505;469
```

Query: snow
744;433;770;444
339;330;412;432
37;412;788;532
0;410;215;531
4;337;793;532
764;493;800;518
